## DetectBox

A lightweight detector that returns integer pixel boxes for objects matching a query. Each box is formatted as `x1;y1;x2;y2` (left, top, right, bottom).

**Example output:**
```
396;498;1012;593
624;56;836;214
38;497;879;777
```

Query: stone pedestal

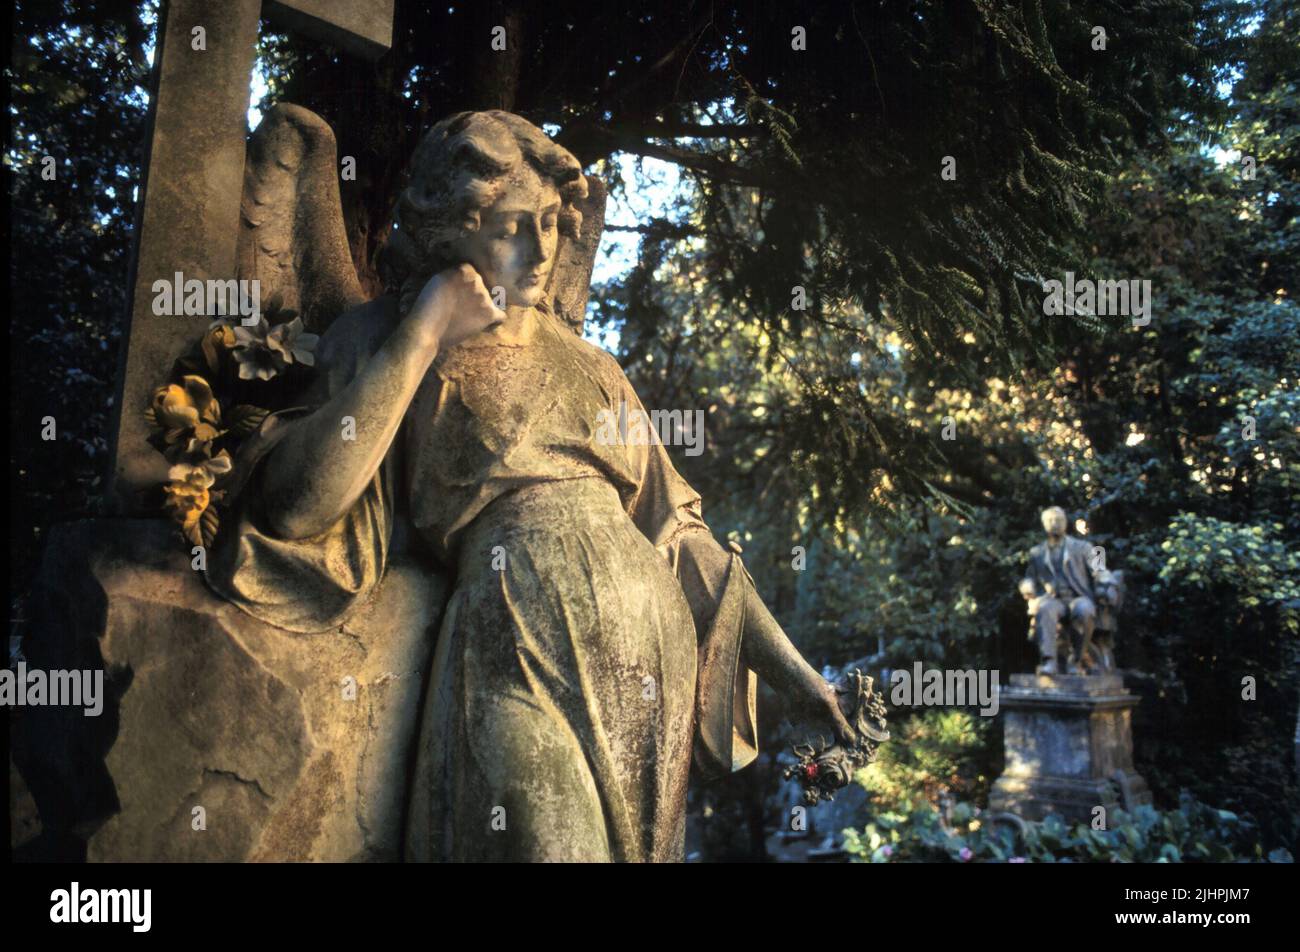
12;518;445;861
989;673;1151;824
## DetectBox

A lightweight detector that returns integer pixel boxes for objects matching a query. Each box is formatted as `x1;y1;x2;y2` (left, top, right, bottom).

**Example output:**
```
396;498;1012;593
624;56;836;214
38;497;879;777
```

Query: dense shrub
856;709;997;814
843;795;1293;864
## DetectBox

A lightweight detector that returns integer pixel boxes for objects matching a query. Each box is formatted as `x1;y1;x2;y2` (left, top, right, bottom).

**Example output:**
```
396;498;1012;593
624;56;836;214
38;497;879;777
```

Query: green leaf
225;405;270;438
200;507;220;549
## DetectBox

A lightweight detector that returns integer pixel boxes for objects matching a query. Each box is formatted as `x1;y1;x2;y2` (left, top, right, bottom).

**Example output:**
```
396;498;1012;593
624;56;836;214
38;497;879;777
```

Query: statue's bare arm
260;265;500;540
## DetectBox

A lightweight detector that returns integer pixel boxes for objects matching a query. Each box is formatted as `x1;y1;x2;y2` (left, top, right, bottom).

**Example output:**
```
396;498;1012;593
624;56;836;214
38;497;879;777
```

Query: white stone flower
232;317;281;381
167;449;233;488
266;316;319;368
232;315;320;380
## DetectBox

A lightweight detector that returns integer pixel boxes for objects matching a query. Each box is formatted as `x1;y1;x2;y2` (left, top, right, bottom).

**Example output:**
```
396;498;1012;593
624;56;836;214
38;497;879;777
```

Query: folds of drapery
204;301;402;634
667;538;761;779
204;296;759;774
616;369;759;779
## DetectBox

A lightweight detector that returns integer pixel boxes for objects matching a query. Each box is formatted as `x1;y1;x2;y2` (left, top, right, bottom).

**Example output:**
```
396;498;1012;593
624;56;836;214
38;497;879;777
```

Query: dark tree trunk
468;1;526;112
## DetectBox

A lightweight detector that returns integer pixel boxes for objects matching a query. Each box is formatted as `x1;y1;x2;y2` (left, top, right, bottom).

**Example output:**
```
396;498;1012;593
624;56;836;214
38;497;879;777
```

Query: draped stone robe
205;295;758;861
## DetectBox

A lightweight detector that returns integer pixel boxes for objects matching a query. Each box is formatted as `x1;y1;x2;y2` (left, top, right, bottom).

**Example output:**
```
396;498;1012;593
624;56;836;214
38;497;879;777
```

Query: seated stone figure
1017;507;1123;675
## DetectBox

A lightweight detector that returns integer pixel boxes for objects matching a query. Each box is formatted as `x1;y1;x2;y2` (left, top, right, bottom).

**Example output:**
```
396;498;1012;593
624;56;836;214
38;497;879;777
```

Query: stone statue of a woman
207;110;856;862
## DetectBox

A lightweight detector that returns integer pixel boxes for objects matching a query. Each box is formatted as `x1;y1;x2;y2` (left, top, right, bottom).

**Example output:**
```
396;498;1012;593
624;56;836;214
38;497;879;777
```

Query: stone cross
106;0;394;512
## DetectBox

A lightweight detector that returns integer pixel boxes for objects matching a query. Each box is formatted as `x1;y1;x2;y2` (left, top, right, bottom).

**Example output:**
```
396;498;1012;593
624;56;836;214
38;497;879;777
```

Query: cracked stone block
13;518;444;861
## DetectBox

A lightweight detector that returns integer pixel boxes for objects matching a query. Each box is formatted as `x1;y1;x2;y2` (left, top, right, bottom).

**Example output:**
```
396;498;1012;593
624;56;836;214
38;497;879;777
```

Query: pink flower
959;847;973;862
881;845;893;858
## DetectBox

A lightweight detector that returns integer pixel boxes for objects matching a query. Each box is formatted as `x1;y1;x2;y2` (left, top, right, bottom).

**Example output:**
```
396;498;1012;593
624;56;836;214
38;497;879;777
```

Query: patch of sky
583;151;690;352
248;58;270;130
579;101;744;352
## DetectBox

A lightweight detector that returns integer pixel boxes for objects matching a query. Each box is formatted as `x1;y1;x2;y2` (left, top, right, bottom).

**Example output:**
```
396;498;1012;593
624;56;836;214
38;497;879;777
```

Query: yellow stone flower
162;475;211;534
151;384;198;429
150;375;221;443
205;322;238;351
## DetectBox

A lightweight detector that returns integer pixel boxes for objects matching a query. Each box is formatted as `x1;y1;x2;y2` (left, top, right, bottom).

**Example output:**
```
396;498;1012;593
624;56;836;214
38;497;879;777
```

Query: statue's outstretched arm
261;266;499;540
674;530;856;744
612;360;853;745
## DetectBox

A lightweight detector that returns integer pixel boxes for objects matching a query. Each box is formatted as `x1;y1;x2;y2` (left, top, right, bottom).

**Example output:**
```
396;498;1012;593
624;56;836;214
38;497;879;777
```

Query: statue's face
1041;508;1067;537
452;164;560;308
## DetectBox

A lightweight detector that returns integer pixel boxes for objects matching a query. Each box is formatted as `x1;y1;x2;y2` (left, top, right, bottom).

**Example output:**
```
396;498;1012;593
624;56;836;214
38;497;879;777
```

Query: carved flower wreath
144;296;319;548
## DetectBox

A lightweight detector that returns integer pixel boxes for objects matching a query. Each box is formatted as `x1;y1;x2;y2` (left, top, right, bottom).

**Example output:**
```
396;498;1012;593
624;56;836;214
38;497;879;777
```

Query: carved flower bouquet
784;669;890;805
143;296;319;548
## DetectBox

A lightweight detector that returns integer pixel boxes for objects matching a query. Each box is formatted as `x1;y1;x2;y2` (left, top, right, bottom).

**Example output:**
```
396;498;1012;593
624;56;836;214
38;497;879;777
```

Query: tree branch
605;221;702;238
645;121;766;139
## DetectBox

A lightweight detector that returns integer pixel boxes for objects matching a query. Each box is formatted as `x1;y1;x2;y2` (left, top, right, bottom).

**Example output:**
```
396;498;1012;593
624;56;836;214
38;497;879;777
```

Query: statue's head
1040;506;1068;540
381;110;588;312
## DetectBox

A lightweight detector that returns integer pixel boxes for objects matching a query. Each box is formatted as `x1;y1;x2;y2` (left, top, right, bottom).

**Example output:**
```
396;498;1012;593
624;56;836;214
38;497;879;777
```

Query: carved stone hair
380;110;588;314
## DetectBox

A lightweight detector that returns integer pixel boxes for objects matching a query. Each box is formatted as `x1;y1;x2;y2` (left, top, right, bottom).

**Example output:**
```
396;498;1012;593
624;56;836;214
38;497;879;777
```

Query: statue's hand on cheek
411;263;503;352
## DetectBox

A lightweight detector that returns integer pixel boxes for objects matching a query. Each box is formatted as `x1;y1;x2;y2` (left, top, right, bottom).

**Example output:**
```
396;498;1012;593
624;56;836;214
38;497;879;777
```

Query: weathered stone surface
989;672;1152;823
107;0;262;512
545;177;608;333
265;0;395;60
14;519;443;861
1004;672;1128;698
236;103;366;336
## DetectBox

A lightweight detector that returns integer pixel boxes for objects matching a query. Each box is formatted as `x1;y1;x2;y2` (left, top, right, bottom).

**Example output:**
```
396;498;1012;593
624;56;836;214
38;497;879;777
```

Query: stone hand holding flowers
783;669;890;805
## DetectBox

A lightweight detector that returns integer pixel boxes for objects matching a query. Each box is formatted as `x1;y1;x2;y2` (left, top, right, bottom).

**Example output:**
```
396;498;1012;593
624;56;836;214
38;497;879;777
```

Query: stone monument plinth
989;673;1151;823
13;518;444;861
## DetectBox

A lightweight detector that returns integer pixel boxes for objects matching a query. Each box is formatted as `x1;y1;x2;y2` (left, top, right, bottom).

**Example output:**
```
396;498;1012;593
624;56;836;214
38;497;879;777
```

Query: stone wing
545;177;608;334
236;103;366;334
